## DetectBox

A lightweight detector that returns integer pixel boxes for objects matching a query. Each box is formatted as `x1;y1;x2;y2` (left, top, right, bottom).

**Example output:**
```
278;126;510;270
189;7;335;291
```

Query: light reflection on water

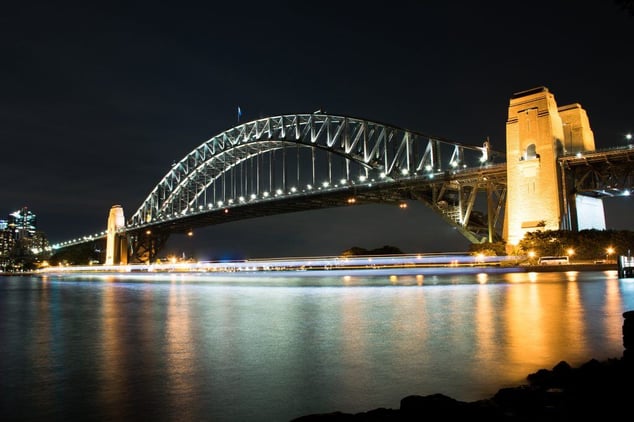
1;270;633;421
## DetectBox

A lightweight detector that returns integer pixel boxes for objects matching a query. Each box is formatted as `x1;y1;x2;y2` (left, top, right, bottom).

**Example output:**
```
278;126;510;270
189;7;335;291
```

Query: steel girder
129;114;499;230
559;147;634;197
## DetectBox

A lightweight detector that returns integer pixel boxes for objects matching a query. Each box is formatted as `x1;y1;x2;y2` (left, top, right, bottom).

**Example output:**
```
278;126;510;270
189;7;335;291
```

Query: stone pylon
105;205;128;265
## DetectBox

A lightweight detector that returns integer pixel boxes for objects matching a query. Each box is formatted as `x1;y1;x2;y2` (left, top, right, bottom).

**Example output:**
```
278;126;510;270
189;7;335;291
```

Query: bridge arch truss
130;114;500;232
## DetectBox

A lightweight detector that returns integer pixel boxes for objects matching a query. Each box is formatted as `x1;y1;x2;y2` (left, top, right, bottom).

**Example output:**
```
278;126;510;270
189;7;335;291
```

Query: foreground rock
292;310;634;421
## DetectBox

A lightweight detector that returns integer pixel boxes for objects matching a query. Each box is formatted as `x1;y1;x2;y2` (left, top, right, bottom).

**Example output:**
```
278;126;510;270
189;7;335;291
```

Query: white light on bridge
379;172;386;179
401;169;409;176
239;196;245;202
425;165;432;171
624;190;631;197
322;181;329;188
290;187;297;193
263;191;269;197
217;200;223;206
250;193;257;200
359;175;367;182
276;189;283;196
450;161;458;168
307;184;313;190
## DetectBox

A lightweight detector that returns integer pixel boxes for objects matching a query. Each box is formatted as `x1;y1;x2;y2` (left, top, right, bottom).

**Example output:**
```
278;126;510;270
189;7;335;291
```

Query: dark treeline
470;229;634;260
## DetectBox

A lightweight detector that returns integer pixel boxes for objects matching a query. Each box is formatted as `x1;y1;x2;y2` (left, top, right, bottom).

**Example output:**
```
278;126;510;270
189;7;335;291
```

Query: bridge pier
105;205;128;265
503;87;599;248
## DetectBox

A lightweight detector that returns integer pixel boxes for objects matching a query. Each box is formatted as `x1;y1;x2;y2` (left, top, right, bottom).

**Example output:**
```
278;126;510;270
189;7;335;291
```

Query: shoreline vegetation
292;311;634;421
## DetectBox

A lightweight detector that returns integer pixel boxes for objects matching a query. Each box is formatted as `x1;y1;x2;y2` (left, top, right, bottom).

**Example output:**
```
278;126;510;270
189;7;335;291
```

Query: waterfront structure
503;87;600;246
49;88;633;263
105;205;127;265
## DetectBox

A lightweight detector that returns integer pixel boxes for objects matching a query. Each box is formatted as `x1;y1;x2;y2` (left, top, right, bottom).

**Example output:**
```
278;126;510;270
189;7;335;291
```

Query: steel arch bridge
52;113;508;263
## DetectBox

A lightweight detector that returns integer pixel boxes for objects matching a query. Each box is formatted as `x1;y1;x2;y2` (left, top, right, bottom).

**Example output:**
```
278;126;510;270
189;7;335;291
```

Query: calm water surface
1;269;633;421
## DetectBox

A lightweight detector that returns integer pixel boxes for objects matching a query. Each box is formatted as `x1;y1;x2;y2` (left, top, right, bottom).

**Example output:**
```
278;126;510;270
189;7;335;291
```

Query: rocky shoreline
291;310;634;421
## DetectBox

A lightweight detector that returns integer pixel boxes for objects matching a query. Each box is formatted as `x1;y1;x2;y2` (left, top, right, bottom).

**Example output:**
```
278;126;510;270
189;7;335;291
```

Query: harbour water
1;269;633;421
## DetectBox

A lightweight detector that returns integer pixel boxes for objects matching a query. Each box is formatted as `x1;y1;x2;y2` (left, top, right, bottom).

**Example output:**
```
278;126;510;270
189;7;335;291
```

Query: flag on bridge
237;106;243;122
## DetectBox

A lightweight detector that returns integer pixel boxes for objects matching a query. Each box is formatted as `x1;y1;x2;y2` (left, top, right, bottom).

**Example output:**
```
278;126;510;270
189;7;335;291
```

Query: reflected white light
624;190;631;196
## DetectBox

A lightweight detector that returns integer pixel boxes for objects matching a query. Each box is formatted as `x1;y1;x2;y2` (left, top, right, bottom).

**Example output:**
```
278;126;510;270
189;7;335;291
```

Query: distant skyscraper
8;207;36;240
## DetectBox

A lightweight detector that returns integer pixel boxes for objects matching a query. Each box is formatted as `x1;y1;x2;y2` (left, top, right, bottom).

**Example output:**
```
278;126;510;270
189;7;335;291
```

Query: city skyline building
0;206;49;271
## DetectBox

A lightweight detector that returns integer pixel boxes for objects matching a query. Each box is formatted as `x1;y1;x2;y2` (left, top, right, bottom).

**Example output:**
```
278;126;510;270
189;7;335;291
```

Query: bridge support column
503;87;597;248
105;205;128;265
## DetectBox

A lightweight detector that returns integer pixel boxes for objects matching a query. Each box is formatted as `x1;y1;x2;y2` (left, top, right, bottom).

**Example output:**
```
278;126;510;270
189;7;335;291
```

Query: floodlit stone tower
503;87;597;247
105;205;128;265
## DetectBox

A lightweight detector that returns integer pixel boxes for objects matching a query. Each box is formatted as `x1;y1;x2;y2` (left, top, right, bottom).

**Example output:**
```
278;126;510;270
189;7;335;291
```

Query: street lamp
606;246;615;263
566;248;575;262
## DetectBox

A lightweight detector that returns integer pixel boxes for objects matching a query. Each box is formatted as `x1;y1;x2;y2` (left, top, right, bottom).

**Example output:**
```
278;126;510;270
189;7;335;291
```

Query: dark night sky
1;1;632;260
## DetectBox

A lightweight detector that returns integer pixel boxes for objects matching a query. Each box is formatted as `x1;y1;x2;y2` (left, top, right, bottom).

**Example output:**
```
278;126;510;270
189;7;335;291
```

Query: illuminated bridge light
263;191;269;197
306;184;313;190
290;187;297;193
250;193;257;200
239;196;245;202
276;189;282;196
359;175;366;182
322;181;329;188
624;190;631;196
379;172;386;179
217;200;223;206
228;199;234;204
450;161;458;168
401;169;409;176
425;165;432;171
339;178;347;185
